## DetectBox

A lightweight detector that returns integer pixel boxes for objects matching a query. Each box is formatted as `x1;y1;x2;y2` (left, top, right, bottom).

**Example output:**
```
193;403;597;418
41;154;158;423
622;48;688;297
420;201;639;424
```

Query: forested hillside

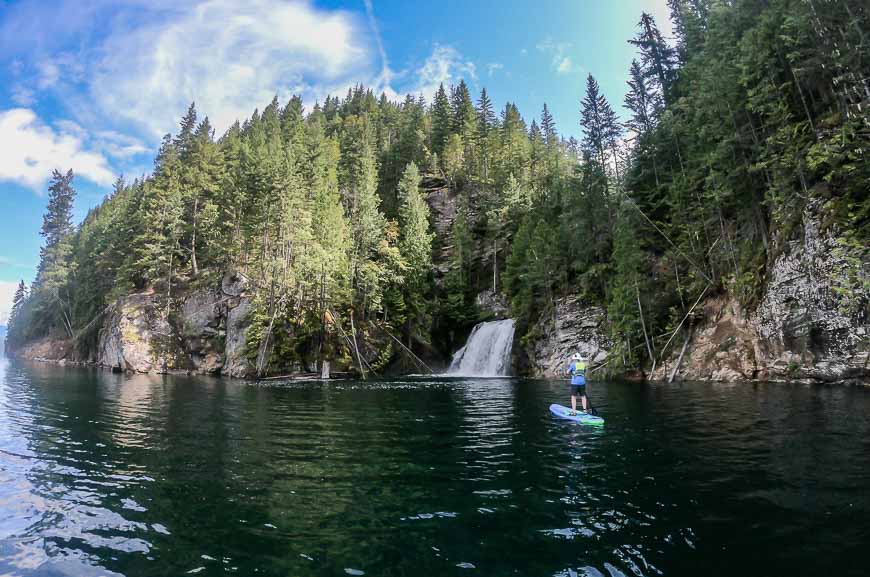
7;0;869;378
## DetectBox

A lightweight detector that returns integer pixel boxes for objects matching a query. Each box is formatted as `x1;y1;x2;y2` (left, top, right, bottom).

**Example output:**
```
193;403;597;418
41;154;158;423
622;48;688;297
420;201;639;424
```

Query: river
1;357;868;576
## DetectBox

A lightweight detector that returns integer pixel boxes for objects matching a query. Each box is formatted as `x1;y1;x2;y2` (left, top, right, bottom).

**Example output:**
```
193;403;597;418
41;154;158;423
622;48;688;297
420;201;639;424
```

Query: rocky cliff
524;201;868;384
524;296;613;378
96;276;252;376
651;200;868;384
17;274;253;378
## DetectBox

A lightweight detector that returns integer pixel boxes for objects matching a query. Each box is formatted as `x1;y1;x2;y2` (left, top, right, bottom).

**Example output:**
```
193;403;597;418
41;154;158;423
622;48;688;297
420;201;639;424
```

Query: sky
0;0;673;324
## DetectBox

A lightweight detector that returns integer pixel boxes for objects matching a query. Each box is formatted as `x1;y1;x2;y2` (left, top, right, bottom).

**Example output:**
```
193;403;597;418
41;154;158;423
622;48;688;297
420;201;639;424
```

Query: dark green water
1;358;868;577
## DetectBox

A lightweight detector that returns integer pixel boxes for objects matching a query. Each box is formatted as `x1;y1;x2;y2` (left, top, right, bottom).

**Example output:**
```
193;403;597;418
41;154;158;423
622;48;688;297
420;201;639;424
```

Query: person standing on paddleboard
566;353;588;415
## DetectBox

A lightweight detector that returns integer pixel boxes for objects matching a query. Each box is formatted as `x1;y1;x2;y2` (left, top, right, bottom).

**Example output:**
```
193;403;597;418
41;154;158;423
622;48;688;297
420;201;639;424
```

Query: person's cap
571;353;582;360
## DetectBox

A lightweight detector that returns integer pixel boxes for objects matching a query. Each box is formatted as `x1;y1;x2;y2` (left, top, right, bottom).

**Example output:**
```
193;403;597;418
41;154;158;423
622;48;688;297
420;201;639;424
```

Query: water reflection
1;358;869;576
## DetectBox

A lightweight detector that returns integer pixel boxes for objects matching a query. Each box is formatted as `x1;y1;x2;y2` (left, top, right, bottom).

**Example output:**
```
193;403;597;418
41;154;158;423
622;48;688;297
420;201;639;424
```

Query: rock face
749;201;868;382
651;295;766;382
423;175;457;275
654;200;869;383
223;298;252;378
98;292;173;373
15;335;74;363
95;278;252;377
526;296;612;378
475;289;509;319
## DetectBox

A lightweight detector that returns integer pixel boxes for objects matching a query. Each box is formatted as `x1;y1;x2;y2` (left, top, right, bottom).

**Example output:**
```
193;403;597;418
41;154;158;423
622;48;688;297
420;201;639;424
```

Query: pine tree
442;202;475;333
178;117;221;277
38;169;76;257
430;84;452;158
540;103;557;150
451;79;477;138
629;13;678;103
122;136;184;288
476;88;496;138
307;127;353;362
580;74;622;181
668;0;708;62
33;169;77;337
498;103;530;190
624;59;659;135
174;102;198;160
397;162;434;340
5;280;29;349
476;88;498;193
10;280;27;321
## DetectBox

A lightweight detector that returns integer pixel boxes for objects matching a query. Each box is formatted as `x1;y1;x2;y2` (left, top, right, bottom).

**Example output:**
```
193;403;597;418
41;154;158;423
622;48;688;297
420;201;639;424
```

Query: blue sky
0;0;673;323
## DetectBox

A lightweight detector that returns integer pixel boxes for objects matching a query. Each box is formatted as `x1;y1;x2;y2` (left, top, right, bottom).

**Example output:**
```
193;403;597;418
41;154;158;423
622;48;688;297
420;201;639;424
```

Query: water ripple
1;360;869;576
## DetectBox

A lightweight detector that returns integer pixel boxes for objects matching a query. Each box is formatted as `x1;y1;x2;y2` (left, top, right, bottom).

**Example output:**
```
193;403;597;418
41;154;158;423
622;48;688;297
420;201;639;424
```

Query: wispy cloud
87;0;373;138
0;256;28;268
536;39;577;75
2;0;483;186
36;59;60;88
363;0;396;99
11;85;35;106
0;108;114;192
411;44;476;102
487;62;503;77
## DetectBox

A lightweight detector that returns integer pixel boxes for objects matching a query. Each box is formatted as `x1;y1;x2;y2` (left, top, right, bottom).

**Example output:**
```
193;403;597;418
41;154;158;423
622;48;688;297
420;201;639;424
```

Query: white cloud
90;0;373;137
411;44;477;102
0;280;18;326
0;108;115;191
94;130;149;159
536;39;576;75
11;85;35;106
37;60;60;88
487;62;503;77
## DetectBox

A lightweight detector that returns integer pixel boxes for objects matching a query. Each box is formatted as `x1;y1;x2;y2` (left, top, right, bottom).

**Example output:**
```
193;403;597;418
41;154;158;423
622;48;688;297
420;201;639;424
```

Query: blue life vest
569;361;587;385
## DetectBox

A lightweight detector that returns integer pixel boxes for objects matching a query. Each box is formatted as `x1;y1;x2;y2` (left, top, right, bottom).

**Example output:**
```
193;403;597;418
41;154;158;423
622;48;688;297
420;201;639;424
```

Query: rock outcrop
98;292;173;373
525;296;612;377
475;289;509;319
526;200;867;384
650;295;766;382
749;200;868;382
15;335;74;363
94;277;252;376
653;200;868;384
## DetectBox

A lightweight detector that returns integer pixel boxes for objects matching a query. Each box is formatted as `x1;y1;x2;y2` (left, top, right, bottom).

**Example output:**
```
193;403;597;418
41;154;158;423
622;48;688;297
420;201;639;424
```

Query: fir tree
580;74;622;182
174;102;198;160
33;169;77;337
397;162;434;340
624;59;659;135
629;13;678;103
451;79;477;138
430;84;451;158
540;103;557;149
476;88;496;138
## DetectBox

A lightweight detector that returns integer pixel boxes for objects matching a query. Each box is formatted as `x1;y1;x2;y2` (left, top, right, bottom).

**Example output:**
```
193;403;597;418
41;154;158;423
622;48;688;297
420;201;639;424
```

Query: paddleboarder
566;352;588;415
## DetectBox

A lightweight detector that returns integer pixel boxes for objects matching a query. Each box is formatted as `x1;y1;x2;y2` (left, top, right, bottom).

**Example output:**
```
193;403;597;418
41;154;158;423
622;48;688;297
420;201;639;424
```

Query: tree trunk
635;279;655;366
191;196;199;277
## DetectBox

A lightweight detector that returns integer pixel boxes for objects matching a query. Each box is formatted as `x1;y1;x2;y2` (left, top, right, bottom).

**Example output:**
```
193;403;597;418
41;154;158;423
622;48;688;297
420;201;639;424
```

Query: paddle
585;396;599;416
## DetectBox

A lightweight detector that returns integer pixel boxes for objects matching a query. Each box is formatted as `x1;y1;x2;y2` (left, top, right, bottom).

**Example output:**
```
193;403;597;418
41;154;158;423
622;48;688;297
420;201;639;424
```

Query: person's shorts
570;384;586;396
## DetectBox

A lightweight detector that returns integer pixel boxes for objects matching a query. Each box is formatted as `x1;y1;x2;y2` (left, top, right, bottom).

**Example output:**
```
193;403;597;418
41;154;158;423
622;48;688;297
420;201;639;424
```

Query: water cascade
448;319;516;377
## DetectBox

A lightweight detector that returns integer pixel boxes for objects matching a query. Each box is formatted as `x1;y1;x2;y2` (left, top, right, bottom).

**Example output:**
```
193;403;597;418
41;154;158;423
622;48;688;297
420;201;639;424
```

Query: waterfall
448;319;516;377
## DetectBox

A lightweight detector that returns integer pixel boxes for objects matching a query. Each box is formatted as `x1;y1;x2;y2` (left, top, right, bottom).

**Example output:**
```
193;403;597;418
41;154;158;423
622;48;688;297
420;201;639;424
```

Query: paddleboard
549;403;604;425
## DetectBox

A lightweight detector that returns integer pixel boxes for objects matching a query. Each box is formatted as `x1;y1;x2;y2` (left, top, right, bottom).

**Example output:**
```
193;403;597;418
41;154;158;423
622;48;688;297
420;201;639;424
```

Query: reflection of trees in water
0;361;148;576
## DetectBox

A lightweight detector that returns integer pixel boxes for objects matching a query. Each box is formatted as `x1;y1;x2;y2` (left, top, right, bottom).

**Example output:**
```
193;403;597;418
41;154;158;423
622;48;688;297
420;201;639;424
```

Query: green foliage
13;1;868;378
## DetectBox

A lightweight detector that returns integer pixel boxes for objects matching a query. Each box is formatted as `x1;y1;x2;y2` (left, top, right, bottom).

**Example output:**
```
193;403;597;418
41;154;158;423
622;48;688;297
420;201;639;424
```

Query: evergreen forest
7;0;869;376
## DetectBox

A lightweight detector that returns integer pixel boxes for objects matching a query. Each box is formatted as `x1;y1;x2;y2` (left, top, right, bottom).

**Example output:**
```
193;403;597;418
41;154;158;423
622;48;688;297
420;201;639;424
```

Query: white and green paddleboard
549;404;604;425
